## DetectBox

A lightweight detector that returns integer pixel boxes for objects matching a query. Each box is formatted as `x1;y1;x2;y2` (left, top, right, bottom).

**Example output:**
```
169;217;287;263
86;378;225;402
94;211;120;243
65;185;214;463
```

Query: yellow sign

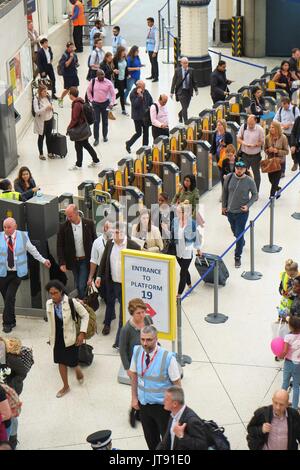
121;250;177;341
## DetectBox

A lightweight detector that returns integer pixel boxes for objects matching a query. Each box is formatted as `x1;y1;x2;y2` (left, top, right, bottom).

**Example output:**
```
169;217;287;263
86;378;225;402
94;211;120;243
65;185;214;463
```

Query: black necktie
7;236;14;268
145;354;150;368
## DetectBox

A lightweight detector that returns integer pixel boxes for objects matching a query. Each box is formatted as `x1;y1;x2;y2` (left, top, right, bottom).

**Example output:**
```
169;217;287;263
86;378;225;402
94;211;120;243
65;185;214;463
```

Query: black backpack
202;420;231;450
144;103;158;126
83;101;95;125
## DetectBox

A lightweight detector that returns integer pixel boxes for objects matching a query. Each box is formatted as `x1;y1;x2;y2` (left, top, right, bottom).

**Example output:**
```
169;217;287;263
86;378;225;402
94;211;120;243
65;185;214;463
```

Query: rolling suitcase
195;253;229;286
48;112;68;158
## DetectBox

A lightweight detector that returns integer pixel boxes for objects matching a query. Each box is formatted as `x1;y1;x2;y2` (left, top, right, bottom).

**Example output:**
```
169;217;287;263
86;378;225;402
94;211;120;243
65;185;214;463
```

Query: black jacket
250;97;266;122
210;131;233;156
210;68;230;103
130;88;153;121
171;67;198;97
98;238;140;283
5;353;27;396
36;47;54;74
57;218;96;270
100;61;114;81
291;116;300;148
247;405;300;450
157;406;208;450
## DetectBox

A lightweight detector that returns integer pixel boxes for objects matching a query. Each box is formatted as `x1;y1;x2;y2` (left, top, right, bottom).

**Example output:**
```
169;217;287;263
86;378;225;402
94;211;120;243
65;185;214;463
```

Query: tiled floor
4;0;298;451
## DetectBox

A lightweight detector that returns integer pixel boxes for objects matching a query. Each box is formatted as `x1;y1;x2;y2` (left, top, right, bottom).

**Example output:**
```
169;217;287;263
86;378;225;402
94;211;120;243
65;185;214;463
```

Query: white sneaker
68;165;80;171
87;161;100;168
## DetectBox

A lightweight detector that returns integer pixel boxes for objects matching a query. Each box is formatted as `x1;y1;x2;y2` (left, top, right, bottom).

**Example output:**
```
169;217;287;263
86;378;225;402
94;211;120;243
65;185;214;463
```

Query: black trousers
176;257;192;295
241;153;262;193
93;100;109;140
139;403;170;450
178;89;192;124
104;281;122;346
127;120;149;147
38;118;53;155
268;169;282;197
148;51;159;80
0;272;22;326
152;126;169;140
73;25;83;52
74;139;99;167
42;64;56;95
116;79;126;111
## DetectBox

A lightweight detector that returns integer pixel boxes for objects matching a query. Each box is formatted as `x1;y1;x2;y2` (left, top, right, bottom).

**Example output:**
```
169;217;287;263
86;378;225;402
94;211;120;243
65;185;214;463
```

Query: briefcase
195;253;229;286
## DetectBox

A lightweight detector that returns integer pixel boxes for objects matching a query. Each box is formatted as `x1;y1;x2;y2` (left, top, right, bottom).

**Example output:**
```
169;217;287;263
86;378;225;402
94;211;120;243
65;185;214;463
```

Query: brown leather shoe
102;325;110;335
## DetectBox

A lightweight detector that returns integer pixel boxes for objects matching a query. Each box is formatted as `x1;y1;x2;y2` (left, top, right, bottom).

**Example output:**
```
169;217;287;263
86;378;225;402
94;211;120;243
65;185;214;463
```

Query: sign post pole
176;297;192;367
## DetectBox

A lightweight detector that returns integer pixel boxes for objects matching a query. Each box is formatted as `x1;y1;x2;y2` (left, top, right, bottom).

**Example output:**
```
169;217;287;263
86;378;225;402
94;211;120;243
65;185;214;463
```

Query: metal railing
208;49;268;75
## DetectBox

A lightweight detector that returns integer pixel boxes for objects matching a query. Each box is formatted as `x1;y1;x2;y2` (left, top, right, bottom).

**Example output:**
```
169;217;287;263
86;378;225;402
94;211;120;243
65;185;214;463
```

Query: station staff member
146;17;159;82
0;218;51;333
57;204;96;300
69;0;85;53
130;325;181;450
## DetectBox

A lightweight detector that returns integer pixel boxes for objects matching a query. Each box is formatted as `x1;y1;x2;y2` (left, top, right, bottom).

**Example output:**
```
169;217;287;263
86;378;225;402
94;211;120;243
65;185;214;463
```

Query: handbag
84;285;100;311
68;121;91;142
108;110;116;120
78;343;94;367
260;154;282;173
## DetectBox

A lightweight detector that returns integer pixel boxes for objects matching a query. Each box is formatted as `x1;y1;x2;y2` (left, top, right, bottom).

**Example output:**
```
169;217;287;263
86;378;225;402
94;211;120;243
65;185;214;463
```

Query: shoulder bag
67;104;92;142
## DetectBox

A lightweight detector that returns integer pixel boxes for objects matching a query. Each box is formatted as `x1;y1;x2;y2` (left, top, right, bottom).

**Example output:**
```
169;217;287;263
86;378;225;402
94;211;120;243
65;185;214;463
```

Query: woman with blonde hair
33;84;54;160
209;119;233;178
264;121;289;198
131;208;163;253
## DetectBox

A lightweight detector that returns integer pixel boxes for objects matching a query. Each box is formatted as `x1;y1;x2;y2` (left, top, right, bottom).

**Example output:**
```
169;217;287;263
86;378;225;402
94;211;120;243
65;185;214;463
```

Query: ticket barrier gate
169;125;186;153
226;121;240;149
0;196;59;316
184;118;202;150
198;109;216;145
212;100;229;121
97;168;144;226
77;180;95;219
58;193;74;223
151;135;170;178
192;140;212;194
92;188;123;235
118;157;163;208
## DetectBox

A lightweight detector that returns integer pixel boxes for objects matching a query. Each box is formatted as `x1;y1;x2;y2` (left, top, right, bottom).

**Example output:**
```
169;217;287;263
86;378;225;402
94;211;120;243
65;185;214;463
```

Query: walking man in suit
95;222;140;346
36;38;58;99
57;204;96;299
0;218;51;333
157;386;208;450
171;57;198;124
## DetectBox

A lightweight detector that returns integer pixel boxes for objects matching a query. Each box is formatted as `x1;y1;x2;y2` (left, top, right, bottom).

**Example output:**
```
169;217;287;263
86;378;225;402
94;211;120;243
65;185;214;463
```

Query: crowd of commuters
0;3;294;451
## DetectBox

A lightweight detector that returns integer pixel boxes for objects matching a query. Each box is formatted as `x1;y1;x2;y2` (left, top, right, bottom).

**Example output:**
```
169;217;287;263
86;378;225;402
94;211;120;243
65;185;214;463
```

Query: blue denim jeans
282;358;300;409
227;212;249;258
72;259;89;300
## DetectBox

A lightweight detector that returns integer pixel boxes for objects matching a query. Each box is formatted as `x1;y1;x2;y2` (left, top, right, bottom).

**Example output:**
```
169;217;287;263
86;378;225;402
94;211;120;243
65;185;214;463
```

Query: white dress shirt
171;405;186;449
110;237;127;283
44;47;51;64
129;345;181;382
5;231;46;271
71;220;85;258
90;234;107;265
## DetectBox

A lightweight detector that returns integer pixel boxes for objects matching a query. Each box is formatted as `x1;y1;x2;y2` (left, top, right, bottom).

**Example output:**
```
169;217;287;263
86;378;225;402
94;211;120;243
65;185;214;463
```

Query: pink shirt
238;124;265;155
87;78;116;105
284;333;300;362
263;412;288;450
150;102;169;128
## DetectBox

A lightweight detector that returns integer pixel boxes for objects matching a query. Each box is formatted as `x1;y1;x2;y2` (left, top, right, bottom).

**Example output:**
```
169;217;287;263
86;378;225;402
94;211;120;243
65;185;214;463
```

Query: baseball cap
235;161;247;168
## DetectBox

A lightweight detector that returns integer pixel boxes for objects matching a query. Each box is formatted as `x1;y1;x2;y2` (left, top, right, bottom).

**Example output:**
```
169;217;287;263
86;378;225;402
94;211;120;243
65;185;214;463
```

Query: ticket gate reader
162;162;180;199
152;136;169;176
179;151;197;183
193;140;212;194
77;180;95;219
92;188;123;235
58;193;74;223
0;198;25;229
169;126;186;154
136;146;152;173
226;121;240;149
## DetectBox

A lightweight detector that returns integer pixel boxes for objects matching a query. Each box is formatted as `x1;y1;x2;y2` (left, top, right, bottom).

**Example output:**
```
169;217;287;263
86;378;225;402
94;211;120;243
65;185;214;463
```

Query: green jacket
172;187;200;218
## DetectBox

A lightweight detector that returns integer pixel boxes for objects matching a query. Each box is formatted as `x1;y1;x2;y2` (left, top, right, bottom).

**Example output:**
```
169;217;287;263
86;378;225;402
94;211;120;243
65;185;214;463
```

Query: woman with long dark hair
172;174;200;219
250;86;266;123
14;167;39;201
125;45;143;102
131;208;163;252
113;46;128;115
45;280;89;398
273;61;293;98
100;52;115;81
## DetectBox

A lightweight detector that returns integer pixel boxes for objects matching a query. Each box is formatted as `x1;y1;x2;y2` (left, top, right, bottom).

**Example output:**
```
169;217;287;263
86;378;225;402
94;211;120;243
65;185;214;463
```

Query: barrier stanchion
205;259;229;324
176;297;192;366
262;197;282;253
242;220;263;281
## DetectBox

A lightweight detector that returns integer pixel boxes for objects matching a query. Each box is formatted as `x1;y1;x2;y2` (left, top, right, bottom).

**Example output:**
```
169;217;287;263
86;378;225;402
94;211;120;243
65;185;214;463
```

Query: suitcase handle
53;111;59;134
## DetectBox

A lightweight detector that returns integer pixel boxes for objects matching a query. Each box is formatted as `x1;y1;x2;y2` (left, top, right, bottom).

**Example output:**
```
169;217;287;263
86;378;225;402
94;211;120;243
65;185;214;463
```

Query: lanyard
6;234;16;253
141;349;158;377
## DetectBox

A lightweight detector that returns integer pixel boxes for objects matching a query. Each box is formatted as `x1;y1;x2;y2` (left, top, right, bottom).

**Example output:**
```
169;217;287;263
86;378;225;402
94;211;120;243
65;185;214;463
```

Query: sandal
56;387;70;398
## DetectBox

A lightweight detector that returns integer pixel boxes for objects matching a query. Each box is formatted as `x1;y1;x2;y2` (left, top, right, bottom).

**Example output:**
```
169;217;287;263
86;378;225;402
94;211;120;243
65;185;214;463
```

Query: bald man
170;57;198;124
0;218;51;333
150;94;169;140
247;389;300;450
57;204;96;299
